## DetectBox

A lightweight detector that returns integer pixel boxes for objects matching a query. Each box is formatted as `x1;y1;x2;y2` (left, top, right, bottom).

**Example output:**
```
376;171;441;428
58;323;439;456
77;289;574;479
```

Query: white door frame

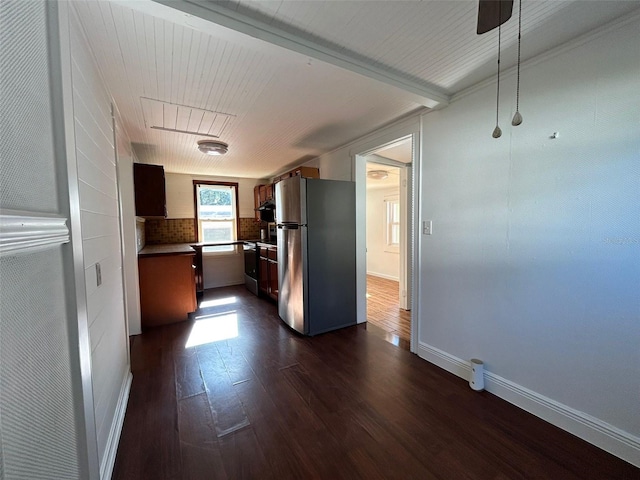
354;132;420;353
364;154;410;310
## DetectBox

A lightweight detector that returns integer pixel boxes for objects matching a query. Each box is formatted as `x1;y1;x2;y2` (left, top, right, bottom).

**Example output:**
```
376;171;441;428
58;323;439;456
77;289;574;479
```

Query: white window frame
384;194;400;254
194;182;239;255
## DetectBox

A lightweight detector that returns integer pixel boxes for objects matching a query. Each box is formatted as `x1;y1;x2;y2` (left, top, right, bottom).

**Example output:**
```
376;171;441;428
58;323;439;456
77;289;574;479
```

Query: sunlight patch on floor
186;311;238;347
199;296;237;309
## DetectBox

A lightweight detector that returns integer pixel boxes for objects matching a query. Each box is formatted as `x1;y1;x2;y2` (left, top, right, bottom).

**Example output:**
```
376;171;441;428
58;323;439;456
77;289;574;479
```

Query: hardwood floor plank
178;394;228;480
197;343;251;438
174;349;205;400
114;344;183;479
366;274;411;347
112;286;639;480
217;426;274;480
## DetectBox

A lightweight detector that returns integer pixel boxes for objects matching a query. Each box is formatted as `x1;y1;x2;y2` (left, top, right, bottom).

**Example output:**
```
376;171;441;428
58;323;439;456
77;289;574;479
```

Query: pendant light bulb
492;19;503;139
512;0;524;127
511;111;523;126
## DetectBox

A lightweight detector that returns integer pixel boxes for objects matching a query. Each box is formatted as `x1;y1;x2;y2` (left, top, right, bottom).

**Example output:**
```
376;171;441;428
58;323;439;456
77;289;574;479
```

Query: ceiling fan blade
477;0;514;35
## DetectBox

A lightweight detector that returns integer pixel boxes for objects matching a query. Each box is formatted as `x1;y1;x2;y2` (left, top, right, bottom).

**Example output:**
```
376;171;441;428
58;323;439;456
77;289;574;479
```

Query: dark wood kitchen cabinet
133;162;166;217
258;244;278;300
268;258;278;301
138;250;197;328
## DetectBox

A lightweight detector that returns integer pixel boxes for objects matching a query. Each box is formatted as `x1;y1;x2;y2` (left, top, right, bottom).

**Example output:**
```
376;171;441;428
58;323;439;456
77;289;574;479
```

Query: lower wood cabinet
258;244;278;300
268;259;278;301
138;253;197;328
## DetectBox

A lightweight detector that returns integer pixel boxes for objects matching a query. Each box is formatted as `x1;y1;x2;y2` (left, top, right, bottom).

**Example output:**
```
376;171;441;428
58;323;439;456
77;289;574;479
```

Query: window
194;181;239;253
385;195;400;253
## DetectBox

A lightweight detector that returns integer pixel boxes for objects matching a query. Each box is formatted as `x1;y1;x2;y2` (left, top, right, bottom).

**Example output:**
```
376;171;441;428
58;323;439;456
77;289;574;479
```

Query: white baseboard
203;279;245;289
366;271;399;281
100;370;133;480
417;342;640;468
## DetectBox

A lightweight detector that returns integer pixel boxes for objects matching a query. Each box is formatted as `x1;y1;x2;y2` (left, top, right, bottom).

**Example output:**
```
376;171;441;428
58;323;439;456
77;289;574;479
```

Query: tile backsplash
239;217;261;240
145;218;196;244
144;217;261;244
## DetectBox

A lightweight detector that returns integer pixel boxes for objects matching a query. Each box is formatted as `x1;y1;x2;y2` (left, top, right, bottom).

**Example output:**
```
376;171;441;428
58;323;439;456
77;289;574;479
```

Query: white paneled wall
69;9;130;478
0;2;89;477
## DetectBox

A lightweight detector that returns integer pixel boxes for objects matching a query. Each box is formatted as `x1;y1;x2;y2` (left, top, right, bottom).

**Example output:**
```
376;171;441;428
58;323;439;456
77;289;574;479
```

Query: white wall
203;248;245;289
366;187;400;280
419;18;640;464
70;8;131;477
165;172;264;219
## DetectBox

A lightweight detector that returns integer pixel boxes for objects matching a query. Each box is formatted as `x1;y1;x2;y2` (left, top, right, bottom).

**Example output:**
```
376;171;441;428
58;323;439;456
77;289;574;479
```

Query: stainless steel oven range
243;241;258;295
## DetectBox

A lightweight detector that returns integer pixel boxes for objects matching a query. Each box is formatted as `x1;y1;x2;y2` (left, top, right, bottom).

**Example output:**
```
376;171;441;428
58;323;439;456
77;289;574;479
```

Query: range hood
256;200;275;211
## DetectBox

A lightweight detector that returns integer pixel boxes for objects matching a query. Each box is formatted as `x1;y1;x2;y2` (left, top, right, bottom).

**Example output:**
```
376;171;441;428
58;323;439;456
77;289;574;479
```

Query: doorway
360;137;414;349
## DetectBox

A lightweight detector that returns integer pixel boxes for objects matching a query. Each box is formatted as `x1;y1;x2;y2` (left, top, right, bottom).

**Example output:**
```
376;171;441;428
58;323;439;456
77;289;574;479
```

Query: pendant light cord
515;0;522;113
495;21;502;127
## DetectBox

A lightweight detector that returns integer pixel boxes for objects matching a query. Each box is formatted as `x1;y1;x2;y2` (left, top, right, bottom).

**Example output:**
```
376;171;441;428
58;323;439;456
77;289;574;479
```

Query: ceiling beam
148;0;450;109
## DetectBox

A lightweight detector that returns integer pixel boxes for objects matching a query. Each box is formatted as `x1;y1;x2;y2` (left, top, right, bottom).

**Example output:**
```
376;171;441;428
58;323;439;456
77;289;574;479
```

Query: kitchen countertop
139;240;277;257
190;241;246;248
138;243;196;257
244;239;278;246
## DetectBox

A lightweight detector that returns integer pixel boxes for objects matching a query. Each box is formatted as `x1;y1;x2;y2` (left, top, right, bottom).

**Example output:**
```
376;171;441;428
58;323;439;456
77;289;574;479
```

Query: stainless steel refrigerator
275;176;356;335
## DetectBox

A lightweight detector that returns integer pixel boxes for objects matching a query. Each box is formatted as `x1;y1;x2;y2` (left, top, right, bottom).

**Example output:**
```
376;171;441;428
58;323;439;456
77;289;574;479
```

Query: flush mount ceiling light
367;169;389;180
197;140;228;156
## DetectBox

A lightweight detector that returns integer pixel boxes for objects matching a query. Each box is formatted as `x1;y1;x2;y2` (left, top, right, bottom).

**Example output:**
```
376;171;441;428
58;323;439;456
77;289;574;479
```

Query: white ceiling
73;0;639;179
366;162;401;191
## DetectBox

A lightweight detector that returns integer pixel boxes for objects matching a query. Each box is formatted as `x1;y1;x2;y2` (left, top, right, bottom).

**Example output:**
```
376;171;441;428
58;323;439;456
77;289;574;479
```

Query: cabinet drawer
259;246;268;258
267;248;277;261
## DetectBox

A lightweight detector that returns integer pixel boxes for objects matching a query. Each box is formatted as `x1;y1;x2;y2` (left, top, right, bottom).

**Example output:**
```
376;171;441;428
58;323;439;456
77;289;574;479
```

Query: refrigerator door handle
278;224;301;230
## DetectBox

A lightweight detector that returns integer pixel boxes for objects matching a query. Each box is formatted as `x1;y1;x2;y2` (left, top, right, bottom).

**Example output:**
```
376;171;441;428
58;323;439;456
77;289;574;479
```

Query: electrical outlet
96;262;102;287
423;220;432;235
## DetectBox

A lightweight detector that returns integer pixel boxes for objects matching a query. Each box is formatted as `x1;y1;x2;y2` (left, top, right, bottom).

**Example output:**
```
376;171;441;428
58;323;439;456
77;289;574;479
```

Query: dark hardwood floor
113;286;639;480
366;275;411;349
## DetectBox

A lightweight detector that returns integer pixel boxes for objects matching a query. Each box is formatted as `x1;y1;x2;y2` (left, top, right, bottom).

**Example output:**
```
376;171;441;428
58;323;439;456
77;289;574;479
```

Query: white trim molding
0;212;69;256
100;371;133;480
417;342;640;467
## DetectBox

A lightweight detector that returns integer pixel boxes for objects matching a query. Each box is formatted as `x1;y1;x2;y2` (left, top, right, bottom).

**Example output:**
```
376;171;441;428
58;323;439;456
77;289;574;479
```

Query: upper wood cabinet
133;163;166;217
273;166;319;184
253;185;262;221
292;166;319;179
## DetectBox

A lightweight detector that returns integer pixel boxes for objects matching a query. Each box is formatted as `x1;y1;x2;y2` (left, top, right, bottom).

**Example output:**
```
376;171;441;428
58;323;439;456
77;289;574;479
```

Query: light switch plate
423;220;432;235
